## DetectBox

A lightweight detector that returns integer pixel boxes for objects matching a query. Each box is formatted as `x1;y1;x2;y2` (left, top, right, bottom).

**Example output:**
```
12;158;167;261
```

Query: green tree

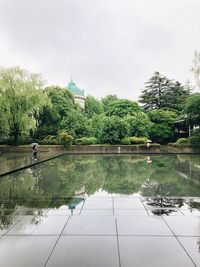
0;67;48;145
101;95;118;113
99;116;129;144
184;93;200;125
60;109;89;139
148;109;177;143
35;86;75;138
85;95;104;118
139;72;189;114
106;99;142;117
125;113;151;137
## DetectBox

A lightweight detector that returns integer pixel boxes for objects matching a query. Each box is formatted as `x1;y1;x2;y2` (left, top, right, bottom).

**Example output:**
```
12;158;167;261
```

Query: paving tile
0;235;57;267
164;216;200;236
86;197;113;201
46;208;80;216
46;236;119;267
116;216;173;236
179;209;200;216
62;215;116;235
119;236;195;267
114;198;144;209
0;215;23;235
114;209;148;216
6;215;68;235
80;209;113;215
82;200;113;209
178;237;200;267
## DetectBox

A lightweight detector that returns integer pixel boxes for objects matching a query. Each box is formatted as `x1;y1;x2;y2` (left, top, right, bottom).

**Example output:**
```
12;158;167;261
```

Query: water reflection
0;154;200;222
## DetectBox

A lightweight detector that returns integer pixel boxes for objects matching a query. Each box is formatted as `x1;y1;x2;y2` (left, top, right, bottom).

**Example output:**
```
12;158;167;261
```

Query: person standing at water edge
32;144;38;160
147;142;150;151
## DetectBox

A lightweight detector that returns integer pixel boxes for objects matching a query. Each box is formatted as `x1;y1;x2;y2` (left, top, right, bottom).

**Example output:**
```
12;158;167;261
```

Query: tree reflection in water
0;154;200;227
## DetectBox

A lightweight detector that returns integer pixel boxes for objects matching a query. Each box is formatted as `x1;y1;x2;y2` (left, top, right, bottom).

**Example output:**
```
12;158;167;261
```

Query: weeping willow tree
0;67;49;145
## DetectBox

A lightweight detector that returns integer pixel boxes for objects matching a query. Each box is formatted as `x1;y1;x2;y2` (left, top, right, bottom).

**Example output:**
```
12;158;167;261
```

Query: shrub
41;135;60;145
175;138;189;147
75;137;98;145
58;132;74;147
129;137;147;144
188;129;200;149
121;137;131;145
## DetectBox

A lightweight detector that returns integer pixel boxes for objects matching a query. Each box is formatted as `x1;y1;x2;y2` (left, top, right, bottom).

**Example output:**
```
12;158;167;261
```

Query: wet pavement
0;195;200;267
0;152;63;175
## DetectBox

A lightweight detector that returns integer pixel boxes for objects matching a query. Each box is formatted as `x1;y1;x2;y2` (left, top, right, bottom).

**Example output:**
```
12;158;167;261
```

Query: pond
0;154;200;267
1;154;200;198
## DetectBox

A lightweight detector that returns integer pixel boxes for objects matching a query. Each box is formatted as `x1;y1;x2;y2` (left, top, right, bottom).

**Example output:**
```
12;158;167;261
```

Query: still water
1;154;200;199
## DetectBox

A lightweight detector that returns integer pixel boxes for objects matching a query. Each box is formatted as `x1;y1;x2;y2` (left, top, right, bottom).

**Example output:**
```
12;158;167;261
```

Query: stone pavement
0;196;200;267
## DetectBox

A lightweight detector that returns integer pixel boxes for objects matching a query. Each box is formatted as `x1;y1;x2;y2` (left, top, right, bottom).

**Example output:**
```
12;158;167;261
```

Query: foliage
0;67;49;145
106;99;142;117
101;95;118;113
184;93;200;125
125;113;151;137
188;129;200;149
85;96;104;118
58;132;74;146
139;72;190;114
87;114;104;139
41;135;59;145
75;137;98;145
121;137;131;145
121;136;147;145
129;137;147;144
148;109;177;144
176;138;189;146
35;86;76;138
59;109;89;138
99;116;130;144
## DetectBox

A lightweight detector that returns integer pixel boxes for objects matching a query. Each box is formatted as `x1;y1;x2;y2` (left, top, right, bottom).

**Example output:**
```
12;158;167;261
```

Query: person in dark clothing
32;144;38;160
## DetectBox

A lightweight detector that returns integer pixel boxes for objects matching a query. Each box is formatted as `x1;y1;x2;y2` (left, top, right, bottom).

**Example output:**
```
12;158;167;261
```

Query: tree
99;116;129;144
85;95;104;118
59;109;89;139
191;50;200;90
35;86;76;138
0;67;48;145
101;95;118;113
106;99;142;117
139;72;189;114
184;93;200;125
148;109;177;144
125;113;151;137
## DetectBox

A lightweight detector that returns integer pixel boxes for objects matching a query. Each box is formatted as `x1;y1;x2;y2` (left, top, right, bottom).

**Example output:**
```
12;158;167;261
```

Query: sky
0;0;199;100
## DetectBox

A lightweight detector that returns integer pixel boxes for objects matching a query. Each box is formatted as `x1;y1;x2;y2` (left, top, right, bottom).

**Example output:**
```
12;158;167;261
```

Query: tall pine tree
139;72;190;114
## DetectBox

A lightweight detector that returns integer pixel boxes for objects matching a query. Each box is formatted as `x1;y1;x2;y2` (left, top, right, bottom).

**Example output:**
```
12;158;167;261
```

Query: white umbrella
146;140;152;143
31;143;39;147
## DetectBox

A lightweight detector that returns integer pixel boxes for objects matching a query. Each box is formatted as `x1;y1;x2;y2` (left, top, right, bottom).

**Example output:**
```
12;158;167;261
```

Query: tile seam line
115;217;122;267
43;216;71;267
139;197;149;216
2;215;25;237
112;197;114;215
78;198;86;215
162;216;197;267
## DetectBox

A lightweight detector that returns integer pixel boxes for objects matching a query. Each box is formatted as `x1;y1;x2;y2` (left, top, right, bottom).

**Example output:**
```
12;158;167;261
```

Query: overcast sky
0;0;199;100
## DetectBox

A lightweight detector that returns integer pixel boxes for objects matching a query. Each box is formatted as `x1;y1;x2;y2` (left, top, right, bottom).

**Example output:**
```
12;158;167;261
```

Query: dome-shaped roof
67;79;85;96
